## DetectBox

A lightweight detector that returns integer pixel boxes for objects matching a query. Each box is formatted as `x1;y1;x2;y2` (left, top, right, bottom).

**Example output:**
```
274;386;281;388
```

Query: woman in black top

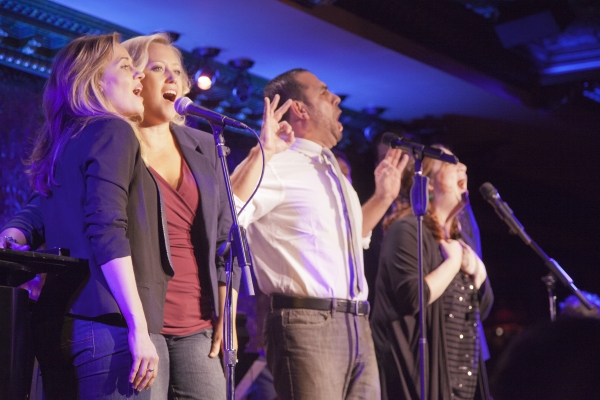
1;33;170;399
370;146;493;400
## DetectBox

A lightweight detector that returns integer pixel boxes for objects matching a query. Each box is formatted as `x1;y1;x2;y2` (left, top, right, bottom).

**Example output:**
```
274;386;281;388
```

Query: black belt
270;294;370;316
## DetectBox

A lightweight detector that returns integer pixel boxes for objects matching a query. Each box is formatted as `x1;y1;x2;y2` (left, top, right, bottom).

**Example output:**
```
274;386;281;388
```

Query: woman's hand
101;257;158;391
209;318;223;358
0;229;30;250
128;328;159;391
459;243;479;276
209;316;238;359
458;241;488;289
439;239;463;265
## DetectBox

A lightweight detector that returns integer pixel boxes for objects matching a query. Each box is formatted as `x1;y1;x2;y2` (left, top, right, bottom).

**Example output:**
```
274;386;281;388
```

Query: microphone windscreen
479;182;496;200
174;97;192;115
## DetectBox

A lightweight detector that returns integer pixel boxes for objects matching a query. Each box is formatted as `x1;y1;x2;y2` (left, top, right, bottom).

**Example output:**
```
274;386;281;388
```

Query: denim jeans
264;309;380;400
151;328;226;400
34;316;157;399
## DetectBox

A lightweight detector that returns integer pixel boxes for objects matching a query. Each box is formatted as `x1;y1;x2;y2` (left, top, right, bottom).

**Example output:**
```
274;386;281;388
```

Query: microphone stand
482;188;593;320
207;120;255;400
401;142;457;400
410;153;429;400
525;235;591;321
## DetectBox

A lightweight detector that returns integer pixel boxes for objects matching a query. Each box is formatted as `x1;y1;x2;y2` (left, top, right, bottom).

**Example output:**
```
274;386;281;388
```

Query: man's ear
290;100;309;121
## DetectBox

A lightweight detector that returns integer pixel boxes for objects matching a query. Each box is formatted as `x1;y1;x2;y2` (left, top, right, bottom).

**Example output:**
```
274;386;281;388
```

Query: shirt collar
290;138;327;159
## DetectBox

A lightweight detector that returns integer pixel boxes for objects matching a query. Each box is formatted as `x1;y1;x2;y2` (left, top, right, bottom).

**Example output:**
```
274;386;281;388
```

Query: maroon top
150;160;213;336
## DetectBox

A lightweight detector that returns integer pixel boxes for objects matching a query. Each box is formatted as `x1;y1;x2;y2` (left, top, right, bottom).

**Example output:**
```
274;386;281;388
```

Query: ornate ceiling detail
0;0;395;147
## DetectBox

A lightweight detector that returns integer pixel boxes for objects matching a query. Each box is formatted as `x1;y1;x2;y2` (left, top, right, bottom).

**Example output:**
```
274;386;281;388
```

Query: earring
428;192;434;201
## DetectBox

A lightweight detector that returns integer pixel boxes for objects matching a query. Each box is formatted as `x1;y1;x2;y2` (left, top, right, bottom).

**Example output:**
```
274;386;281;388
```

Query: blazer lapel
171;124;218;243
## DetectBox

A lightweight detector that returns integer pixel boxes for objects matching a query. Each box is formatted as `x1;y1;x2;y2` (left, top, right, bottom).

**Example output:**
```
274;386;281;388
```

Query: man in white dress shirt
231;69;408;400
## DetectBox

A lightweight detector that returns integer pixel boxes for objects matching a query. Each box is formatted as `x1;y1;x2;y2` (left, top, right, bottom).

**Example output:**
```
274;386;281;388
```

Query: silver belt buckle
355;300;364;316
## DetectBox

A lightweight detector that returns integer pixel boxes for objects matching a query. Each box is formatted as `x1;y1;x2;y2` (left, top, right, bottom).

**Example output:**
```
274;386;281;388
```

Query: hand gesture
373;148;409;204
260;94;295;158
459;241;483;276
128;329;159;391
439;239;463;267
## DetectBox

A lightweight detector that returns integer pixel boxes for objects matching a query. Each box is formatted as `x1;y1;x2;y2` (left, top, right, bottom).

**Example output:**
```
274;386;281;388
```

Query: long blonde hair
27;33;144;196
122;33;191;125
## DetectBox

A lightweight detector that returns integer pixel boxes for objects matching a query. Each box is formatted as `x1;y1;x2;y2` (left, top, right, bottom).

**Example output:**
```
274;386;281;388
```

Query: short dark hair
263;68;308;122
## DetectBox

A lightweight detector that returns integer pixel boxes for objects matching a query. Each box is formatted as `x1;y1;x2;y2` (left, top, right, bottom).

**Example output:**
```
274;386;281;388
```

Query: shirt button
459;296;464;301
449;314;454;318
459;334;464;339
469;285;474;290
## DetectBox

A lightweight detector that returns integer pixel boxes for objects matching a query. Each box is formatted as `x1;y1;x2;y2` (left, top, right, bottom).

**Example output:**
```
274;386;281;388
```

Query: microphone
175;97;248;129
382;132;457;164
479;182;531;244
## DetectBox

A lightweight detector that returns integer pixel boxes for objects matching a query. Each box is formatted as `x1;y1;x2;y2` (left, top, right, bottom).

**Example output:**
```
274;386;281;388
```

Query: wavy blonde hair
122;33;191;125
27;33;145;196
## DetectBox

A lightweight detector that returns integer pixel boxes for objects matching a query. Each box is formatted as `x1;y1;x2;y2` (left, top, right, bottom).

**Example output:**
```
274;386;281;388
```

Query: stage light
192;47;221;91
362;107;387;142
194;67;219;90
231;73;252;102
22;38;41;55
362;106;387;117
228;58;254;103
582;81;600;103
196;75;212;90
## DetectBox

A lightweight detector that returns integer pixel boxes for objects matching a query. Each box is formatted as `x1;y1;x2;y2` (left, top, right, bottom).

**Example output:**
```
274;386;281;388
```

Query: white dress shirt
235;138;370;301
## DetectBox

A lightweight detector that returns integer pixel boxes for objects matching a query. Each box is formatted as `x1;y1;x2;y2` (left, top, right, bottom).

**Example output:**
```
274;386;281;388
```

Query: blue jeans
35;316;158;399
151;328;226;400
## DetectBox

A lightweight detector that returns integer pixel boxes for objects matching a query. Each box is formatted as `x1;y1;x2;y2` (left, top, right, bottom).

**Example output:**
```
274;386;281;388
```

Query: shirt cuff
361;230;372;250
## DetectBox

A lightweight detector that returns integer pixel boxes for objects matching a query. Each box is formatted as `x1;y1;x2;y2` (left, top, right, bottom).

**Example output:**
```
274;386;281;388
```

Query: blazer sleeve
2;191;45;249
381;217;433;316
81;118;138;266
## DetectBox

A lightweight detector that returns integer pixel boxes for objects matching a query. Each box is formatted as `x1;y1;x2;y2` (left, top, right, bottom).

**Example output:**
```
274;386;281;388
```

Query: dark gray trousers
265;308;380;400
